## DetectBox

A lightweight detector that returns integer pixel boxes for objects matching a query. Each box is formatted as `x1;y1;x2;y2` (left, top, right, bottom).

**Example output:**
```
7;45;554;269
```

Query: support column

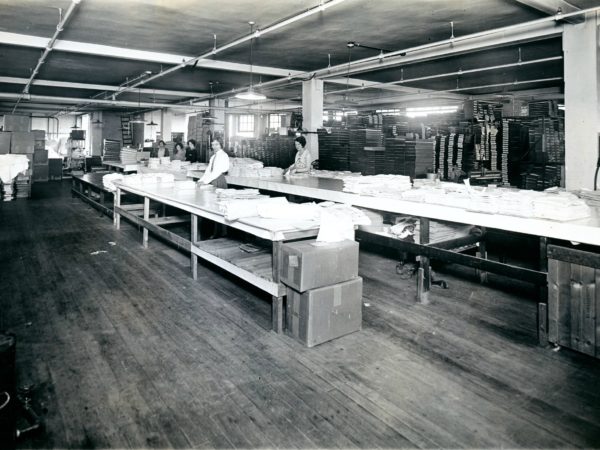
161;109;172;142
564;15;600;190
302;78;323;162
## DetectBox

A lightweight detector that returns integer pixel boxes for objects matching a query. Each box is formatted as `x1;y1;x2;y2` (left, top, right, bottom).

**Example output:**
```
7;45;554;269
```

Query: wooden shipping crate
547;244;600;358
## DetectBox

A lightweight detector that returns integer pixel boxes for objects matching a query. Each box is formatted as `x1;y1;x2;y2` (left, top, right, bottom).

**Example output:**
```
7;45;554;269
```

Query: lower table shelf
191;237;284;297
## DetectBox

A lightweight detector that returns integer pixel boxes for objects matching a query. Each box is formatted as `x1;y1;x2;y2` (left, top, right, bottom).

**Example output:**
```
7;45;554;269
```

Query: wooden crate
547;244;600;358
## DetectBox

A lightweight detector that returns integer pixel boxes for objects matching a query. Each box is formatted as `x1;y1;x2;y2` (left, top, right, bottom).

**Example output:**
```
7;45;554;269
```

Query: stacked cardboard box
279;239;362;347
32;130;48;182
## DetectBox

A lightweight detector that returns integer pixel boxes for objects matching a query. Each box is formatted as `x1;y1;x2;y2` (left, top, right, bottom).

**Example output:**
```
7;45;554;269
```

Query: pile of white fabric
311;170;361;180
102;173;124;192
531;191;591;221
121;172;176;188
219;196;287;221
216;188;263;200
343;174;412;197
228;158;264;177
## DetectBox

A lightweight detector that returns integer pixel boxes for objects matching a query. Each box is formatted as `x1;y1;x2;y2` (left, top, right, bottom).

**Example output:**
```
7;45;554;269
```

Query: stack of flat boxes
32;130;48;182
279;239;362;347
1;114;33;198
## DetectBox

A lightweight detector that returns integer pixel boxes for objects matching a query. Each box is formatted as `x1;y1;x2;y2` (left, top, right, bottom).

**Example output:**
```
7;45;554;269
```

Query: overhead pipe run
349;76;564;107
12;0;81;113
197;5;600;104
324;55;564;96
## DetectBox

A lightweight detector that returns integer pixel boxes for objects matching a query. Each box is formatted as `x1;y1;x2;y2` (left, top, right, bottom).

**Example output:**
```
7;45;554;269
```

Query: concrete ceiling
0;0;599;116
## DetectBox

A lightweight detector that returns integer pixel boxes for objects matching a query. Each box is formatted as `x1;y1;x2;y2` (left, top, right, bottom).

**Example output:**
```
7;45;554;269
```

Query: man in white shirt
199;139;229;188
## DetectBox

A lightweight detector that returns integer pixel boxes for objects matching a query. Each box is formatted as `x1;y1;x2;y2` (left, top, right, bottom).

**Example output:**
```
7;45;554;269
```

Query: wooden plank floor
1;181;600;449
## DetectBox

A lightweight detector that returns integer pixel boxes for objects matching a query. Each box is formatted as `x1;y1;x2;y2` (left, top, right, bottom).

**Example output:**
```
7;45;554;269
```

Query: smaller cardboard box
279;239;359;292
31;130;45;140
32;164;49;182
33;150;48;164
3;114;31;132
0;132;10;154
286;277;363;347
10;132;34;154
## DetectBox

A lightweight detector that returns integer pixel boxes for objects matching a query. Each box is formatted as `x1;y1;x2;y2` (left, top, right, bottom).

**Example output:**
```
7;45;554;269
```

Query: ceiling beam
0;76;206;97
0;92;204;110
0;31;303;78
513;0;584;23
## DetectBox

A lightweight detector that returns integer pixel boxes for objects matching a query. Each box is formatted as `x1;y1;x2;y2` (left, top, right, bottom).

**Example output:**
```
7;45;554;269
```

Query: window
269;114;281;131
238;114;254;133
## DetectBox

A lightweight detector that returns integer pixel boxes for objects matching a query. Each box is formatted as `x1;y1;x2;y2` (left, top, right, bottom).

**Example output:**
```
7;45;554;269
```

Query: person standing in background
172;142;186;161
151;140;169;158
185;139;198;163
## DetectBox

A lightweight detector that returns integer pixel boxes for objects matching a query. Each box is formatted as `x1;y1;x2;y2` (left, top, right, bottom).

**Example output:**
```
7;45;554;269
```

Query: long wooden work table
98;171;600;350
112;181;320;333
226;175;600;345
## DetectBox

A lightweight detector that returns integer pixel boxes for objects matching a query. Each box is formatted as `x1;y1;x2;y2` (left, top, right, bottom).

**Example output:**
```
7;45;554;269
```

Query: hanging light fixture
130;88;146;124
203;82;219;120
147;90;158;126
235;22;266;101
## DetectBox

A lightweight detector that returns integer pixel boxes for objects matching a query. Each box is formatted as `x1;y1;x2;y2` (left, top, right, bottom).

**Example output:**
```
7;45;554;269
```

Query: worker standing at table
199;139;229;188
198;139;230;239
284;136;311;176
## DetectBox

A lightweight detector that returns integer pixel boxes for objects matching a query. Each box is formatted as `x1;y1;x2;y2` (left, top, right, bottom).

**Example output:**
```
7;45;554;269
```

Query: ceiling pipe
111;0;349;99
349;76;564;106
0;92;218;110
12;0;81;113
193;5;599;104
324;55;563;96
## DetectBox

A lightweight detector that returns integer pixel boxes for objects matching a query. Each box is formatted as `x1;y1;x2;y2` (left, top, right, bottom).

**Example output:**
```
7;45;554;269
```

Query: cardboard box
48;158;62;180
286;277;363;347
32;164;49;182
33;149;48;164
31;130;45;140
3;115;30;132
34;140;45;151
0;132;10;154
279;239;359;292
10;132;34;154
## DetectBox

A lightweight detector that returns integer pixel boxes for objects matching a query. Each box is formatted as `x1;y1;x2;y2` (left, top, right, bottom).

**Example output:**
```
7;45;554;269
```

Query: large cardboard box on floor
10;132;35;154
0;132;10;154
33;149;48;164
286;277;363;347
32;164;49;182
279;239;359;292
48;158;62;180
2;114;31;132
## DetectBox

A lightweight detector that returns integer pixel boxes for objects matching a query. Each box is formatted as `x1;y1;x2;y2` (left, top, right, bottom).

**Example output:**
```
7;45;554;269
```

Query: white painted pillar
161;109;172;141
302;78;323;161
564;15;600;190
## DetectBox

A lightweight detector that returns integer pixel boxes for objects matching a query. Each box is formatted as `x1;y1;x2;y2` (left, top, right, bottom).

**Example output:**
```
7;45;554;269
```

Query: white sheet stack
120;147;138;165
343;174;412;198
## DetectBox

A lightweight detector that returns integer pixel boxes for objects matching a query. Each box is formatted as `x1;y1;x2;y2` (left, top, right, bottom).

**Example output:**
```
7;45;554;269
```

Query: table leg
191;214;198;280
143;196;150;248
538;236;549;345
271;241;285;332
272;296;284;333
114;187;121;229
417;217;431;304
476;227;488;284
